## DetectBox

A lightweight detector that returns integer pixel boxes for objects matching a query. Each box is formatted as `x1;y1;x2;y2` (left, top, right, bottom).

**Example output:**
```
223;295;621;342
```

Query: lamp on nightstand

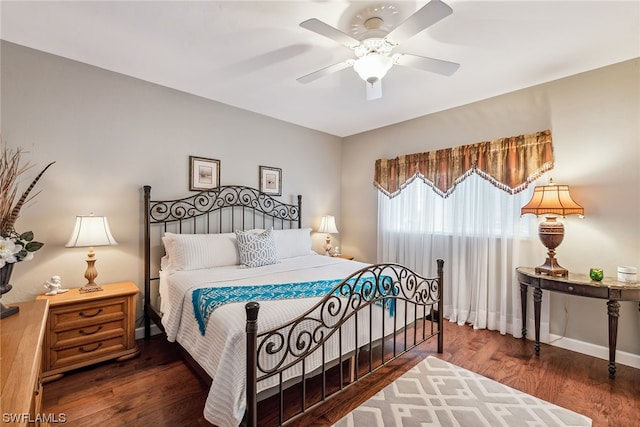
318;215;339;256
520;180;584;277
65;214;118;293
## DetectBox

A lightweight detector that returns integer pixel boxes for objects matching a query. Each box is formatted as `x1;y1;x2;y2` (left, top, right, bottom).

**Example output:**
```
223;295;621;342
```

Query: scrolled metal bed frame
143;185;443;426
143;184;301;340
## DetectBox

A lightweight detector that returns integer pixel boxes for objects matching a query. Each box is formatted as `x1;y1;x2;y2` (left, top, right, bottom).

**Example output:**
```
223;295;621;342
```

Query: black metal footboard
245;259;444;427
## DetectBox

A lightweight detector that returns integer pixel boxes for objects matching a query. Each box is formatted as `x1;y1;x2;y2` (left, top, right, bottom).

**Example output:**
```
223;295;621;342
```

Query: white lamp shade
318;215;339;234
353;54;393;84
65;215;118;248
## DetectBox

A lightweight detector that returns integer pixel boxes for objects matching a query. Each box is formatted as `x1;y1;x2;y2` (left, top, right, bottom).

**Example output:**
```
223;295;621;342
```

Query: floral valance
374;130;554;198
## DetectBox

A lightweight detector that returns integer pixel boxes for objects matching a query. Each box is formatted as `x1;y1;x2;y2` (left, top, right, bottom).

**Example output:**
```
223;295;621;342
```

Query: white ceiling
2;1;639;137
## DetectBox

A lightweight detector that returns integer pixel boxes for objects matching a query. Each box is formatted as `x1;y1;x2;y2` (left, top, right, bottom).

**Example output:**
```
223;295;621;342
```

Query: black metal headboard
143;185;302;338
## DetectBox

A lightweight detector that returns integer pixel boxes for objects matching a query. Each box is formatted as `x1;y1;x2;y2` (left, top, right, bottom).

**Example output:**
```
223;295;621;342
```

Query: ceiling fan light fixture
298;0;459;99
353;54;393;85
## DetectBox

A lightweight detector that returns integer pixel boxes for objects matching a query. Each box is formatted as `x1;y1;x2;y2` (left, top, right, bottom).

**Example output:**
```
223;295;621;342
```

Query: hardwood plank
43;321;639;426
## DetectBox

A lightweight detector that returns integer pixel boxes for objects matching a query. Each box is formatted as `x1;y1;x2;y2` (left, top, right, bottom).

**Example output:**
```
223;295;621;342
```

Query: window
377;173;543;336
379;174;536;237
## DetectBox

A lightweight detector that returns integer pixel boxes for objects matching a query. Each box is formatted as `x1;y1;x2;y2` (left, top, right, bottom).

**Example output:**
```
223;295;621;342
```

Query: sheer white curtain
378;173;546;337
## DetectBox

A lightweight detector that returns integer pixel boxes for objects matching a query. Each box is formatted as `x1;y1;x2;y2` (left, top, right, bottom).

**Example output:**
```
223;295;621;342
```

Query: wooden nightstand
36;281;140;383
332;254;354;260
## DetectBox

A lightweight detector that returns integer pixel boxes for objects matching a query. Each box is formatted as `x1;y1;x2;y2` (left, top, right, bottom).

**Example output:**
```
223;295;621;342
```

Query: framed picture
259;166;282;196
189;156;220;191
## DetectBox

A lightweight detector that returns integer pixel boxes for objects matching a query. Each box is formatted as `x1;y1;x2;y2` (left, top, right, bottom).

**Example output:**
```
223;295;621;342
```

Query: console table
516;267;640;379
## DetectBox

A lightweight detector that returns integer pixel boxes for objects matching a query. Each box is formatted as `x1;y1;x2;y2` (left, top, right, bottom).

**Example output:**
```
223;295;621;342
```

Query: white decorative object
43;275;69;296
617;266;637;284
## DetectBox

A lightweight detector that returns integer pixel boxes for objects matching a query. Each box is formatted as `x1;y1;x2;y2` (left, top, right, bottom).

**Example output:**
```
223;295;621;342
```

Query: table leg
607;300;620;379
520;283;528;339
533;288;542;355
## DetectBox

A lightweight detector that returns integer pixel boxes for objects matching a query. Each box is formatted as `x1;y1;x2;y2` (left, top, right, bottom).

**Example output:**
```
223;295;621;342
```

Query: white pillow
162;232;240;271
235;228;278;268
272;228;313;259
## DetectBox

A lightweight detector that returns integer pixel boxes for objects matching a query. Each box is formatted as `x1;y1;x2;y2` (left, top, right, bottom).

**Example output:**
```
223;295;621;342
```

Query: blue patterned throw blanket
192;277;395;335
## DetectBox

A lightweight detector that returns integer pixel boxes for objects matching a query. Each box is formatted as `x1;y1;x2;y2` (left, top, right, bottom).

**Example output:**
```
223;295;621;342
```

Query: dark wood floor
43;321;639;426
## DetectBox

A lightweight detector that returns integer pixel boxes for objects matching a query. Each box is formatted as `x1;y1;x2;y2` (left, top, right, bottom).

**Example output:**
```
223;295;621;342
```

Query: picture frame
189;156;220;191
259;166;282;196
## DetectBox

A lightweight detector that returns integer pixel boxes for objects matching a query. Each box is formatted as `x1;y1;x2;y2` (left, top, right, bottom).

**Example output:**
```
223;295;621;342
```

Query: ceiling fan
297;0;460;100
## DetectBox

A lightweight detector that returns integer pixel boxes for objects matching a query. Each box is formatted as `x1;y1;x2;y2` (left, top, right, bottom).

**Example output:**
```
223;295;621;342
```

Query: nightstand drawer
49;335;127;369
51;318;126;347
49;297;128;330
538;280;610;298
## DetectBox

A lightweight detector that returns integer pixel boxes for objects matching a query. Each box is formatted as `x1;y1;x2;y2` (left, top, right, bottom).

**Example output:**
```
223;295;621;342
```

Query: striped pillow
162;232;240;271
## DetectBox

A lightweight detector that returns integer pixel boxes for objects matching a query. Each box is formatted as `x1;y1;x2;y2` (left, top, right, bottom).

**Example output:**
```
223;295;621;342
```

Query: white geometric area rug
333;356;591;427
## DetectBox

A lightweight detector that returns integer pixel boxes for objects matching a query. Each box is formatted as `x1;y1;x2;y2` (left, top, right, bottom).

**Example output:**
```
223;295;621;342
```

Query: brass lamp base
535;258;568;277
79;248;103;292
79;283;103;293
535;215;569;278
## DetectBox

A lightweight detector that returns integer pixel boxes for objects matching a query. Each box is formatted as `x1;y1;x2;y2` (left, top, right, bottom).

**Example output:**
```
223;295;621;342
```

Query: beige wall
3;40;639;363
341;58;640;360
1;42;343;323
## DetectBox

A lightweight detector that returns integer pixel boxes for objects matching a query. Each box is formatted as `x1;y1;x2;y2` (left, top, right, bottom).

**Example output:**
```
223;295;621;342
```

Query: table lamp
65;214;118;292
520;180;584;277
318;215;339;256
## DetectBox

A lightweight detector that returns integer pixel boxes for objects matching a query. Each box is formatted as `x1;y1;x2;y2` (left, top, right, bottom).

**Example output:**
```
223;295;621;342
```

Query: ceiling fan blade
386;0;453;45
300;18;360;48
297;61;352;84
366;79;382;101
395;53;460;76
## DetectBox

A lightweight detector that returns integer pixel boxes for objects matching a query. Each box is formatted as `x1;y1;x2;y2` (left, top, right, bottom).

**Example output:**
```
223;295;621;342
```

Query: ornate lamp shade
318;215;339;256
66;215;118;292
521;182;584;277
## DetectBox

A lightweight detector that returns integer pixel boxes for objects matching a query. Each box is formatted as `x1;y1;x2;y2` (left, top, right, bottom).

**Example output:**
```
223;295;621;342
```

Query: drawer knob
79;308;103;318
79;342;103;353
79;325;103;335
568;286;574;291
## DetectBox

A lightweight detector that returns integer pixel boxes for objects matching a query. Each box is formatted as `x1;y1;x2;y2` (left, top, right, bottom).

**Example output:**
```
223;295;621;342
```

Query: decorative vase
589;268;604;282
0;263;20;319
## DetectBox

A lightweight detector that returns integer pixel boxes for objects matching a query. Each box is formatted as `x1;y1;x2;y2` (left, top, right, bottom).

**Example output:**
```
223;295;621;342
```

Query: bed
143;185;444;427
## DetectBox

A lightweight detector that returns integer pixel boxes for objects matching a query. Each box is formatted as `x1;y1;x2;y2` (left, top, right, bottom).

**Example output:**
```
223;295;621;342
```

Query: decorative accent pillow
235;228;278;268
162;232;240;271
272;228;313;259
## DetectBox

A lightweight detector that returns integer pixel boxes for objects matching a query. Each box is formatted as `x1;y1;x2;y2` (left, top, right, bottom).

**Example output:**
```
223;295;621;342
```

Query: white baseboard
548;334;640;370
135;324;163;340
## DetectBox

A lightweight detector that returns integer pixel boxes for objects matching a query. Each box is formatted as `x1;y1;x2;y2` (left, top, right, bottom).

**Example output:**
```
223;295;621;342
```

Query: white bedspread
160;254;372;427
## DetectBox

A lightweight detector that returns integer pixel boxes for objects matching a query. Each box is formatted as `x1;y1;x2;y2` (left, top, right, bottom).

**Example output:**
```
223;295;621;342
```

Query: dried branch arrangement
0;137;55;237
